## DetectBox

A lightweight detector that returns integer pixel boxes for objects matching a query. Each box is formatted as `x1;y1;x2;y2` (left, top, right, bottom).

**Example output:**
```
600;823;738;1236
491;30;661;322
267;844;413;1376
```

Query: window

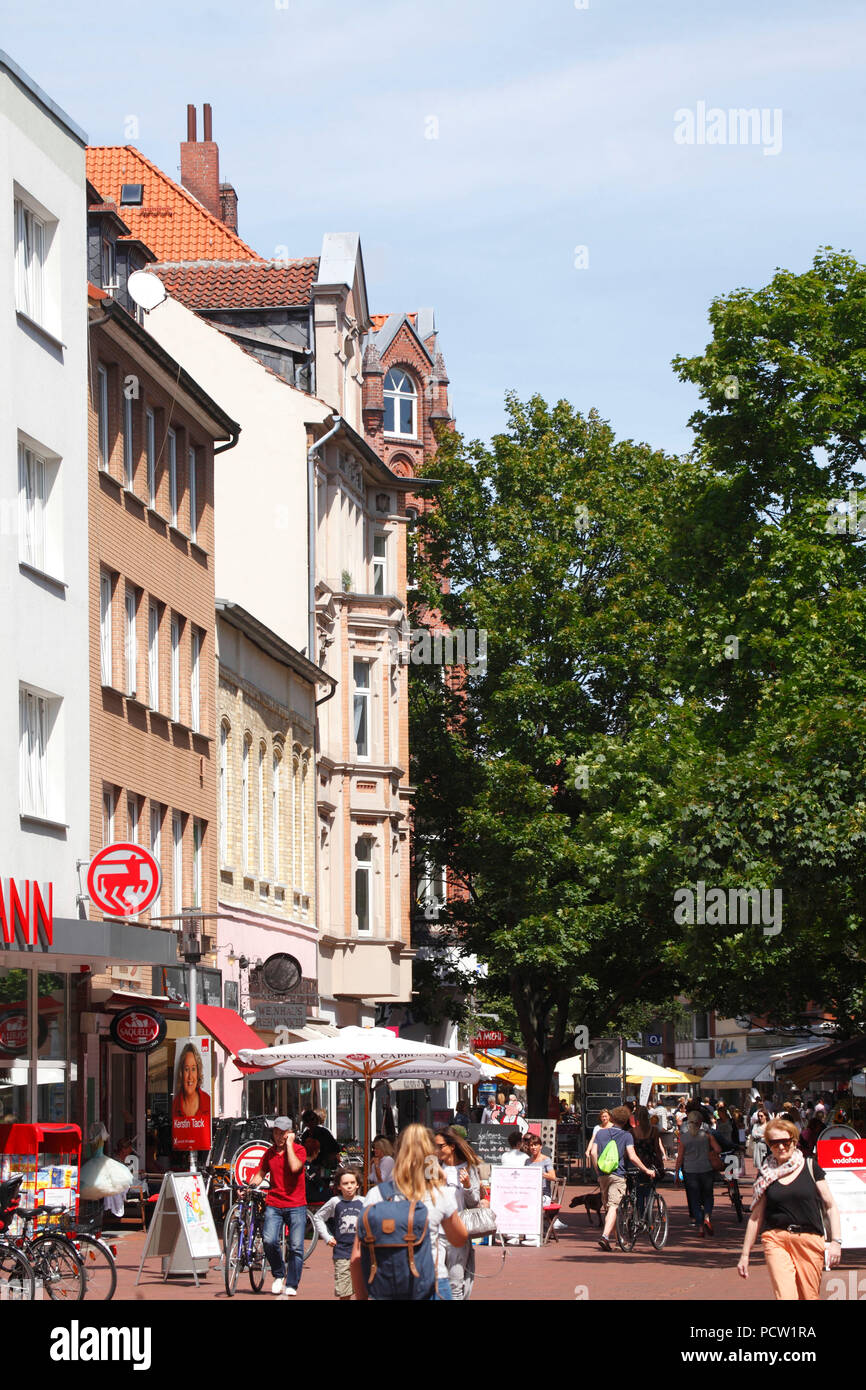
145;409;156;507
257;743;266;877
100;572;113;685
125;589;137;695
101;237;117;293
372;534;387;596
14;198;45;323
272;747;282;882
242;736;251;871
355;839;372;934
291;747;299;889
384;368;416;437
18;441;45;571
406;507;418;586
148;601;160;710
102;787;115;845
170;615;180;721
19;686;48;818
188;447;198;542
150;802;162;867
173;811;183;914
96;366;110;471
353;660;370;759
168;429;177;525
219;722;229;864
120;184;143;206
127;793;140;844
122;392;134;488
190;628;201;733
193;819;204;909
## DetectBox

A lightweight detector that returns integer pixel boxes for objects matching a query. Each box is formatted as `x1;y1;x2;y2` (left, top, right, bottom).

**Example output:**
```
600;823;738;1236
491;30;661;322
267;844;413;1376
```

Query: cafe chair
543;1178;567;1245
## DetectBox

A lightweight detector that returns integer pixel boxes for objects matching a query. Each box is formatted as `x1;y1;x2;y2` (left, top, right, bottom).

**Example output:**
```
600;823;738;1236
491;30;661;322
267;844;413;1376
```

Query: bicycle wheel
730;1180;744;1223
31;1235;85;1301
0;1243;36;1302
74;1234;117;1301
248;1223;265;1292
649;1193;669;1250
615;1195;637;1251
224;1212;242;1297
302;1208;318;1263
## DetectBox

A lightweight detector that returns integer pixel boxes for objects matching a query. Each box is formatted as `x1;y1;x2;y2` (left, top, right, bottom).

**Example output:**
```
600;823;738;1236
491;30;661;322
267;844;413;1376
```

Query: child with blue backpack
312;1169;365;1300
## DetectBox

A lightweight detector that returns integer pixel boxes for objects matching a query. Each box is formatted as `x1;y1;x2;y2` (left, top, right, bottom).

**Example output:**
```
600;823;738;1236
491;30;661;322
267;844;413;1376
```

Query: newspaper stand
0;1123;81;1233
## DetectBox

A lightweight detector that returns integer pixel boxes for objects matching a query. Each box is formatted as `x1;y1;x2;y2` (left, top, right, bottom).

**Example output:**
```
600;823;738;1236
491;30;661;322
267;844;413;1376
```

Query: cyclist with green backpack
588;1105;657;1252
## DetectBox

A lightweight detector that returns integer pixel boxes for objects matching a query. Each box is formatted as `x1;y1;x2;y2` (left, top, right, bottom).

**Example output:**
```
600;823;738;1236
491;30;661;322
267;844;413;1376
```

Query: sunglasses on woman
767;1137;794;1148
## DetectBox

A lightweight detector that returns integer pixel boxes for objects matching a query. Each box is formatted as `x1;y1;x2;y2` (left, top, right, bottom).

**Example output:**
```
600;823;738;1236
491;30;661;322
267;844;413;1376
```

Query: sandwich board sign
135;1172;220;1287
490;1163;543;1239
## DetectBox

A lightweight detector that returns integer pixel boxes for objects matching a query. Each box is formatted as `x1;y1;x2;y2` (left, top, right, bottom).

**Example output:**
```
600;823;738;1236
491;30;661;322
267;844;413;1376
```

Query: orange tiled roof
86;145;261;263
154;259;318;310
370;312;417;331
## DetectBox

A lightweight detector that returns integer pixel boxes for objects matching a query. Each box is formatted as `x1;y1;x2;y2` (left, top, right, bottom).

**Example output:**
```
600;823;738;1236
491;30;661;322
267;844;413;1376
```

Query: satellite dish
127;270;167;312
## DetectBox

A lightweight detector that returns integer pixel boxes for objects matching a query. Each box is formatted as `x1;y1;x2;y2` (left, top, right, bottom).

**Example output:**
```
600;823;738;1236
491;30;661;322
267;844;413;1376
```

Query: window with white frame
417;855;447;920
406;507;418;587
355;838;372;934
145;409;156;507
100;572;113;685
372;534;387;596
168;429;177;526
193;819;203;908
18;441;46;572
242;736;251;871
172;811;183;913
190;627;201;733
258;742;266;877
122;392;134;489
102;786;115;845
101;237;117;294
14;198;45;324
170;614;180;721
148;601;160;710
188;446;197;541
96;366;110;471
127;793;141;844
353;660;370;759
219;722;229;864
150;801;162;866
291;746;300;889
299;756;307;895
384;368;416;437
272;746;282;882
19;685;50;819
125;588;137;695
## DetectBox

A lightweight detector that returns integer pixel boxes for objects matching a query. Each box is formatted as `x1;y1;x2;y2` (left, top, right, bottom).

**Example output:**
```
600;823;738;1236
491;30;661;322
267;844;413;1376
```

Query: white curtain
19;688;46;817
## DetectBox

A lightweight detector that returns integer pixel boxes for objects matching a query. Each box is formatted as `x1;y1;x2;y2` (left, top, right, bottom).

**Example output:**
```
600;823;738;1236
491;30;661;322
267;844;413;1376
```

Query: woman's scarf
752;1146;804;1203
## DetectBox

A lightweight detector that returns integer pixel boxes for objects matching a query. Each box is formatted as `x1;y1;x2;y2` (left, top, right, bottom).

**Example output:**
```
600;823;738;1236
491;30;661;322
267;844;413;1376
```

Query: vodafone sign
87;843;161;917
817;1138;866;1169
231;1142;270;1187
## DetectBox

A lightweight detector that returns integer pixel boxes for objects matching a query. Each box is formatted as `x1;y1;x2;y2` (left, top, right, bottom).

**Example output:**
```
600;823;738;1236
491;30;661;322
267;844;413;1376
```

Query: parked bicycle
0;1176;36;1301
616;1172;669;1251
56;1215;118;1300
14;1203;86;1301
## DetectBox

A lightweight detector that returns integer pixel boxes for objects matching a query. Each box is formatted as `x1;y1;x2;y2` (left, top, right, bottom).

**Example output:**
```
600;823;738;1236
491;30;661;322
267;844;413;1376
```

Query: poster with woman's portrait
171;1036;212;1151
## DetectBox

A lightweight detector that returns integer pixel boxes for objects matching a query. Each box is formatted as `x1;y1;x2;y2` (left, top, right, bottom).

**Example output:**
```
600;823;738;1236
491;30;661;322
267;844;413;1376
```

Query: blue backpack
359;1181;437;1301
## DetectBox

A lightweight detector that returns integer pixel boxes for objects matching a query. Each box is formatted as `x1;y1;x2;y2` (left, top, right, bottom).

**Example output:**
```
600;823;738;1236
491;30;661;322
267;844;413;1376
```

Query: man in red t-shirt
249;1117;307;1296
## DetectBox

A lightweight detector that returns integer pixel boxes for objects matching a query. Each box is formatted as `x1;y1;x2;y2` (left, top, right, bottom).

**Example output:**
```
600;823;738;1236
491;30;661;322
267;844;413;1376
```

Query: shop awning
474;1052;527;1085
774;1035;866;1086
197;1004;267;1075
700;1041;825;1088
279;1023;341;1043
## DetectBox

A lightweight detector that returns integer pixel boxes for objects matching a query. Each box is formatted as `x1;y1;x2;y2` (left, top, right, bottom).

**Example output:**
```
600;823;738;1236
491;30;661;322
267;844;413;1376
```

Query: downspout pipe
307;413;341;662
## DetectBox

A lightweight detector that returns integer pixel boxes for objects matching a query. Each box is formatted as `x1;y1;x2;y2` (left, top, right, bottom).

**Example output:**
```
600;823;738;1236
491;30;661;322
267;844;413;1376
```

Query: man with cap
249;1117;307;1296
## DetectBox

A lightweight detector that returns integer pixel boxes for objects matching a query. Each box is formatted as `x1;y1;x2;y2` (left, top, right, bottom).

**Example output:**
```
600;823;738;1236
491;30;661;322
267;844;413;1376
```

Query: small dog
570;1189;604;1226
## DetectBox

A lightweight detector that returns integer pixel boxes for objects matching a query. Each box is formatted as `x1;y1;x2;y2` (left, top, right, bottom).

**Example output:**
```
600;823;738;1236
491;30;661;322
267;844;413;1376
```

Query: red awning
0;1123;82;1156
197;1005;265;1075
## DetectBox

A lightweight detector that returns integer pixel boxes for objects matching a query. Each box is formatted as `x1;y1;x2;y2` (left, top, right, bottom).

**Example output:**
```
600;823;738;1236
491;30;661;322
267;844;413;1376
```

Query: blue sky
3;0;864;455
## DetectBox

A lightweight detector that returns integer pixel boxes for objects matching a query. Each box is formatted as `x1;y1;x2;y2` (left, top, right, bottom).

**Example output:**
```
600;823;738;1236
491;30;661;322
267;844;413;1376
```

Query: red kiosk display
0;1123;82;1231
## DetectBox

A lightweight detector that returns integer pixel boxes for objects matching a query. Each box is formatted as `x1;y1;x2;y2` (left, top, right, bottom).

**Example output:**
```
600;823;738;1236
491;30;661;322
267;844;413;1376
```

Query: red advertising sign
109;1007;166;1053
172;1036;212;1152
0;878;53;946
0;1012;28;1054
87;843;161;917
817;1138;866;1169
231;1141;270;1187
473;1030;505;1049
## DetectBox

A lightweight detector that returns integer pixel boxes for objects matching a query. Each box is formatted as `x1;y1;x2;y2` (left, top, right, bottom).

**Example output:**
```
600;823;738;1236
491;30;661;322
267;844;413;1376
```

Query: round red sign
87;842;161;917
346;1054;371;1062
0;1013;28;1054
110;1006;166;1053
232;1142;270;1187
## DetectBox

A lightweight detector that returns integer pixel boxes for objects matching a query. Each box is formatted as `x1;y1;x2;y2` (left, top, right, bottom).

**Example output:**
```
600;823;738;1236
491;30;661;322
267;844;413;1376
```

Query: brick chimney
180;103;221;221
219;182;238;232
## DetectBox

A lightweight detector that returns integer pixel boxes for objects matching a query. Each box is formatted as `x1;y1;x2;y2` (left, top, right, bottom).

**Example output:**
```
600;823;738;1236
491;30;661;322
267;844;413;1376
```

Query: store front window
0;966;76;1125
0;966;30;1123
36;972;69;1123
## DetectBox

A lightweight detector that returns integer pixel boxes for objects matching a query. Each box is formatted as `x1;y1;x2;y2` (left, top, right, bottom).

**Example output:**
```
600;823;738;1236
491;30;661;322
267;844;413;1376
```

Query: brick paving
106;1176;776;1303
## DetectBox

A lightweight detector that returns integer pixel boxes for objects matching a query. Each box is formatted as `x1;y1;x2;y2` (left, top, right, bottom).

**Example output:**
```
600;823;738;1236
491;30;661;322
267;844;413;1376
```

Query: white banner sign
490;1163;543;1238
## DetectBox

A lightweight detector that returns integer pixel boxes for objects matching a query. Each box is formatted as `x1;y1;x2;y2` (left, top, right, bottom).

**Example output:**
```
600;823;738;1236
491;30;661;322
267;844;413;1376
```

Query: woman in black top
737;1118;841;1300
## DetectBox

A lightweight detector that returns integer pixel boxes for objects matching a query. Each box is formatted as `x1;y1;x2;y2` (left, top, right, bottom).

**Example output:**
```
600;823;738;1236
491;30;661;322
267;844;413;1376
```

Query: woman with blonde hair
738;1117;841;1299
371;1136;394;1184
350;1124;468;1301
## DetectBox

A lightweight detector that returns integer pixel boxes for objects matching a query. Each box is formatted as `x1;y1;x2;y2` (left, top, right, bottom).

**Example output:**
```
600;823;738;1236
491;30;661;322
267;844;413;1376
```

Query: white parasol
238;1026;485;1189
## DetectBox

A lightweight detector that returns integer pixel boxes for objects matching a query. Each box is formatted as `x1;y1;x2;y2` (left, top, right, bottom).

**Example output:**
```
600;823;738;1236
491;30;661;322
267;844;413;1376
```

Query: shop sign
0;1011;28;1054
260;953;302;996
109;1006;166;1053
817;1138;866;1170
0;877;53;947
473;1029;505;1048
231;1141;270;1187
87;843;161;917
249;1000;306;1030
816;1139;866;1247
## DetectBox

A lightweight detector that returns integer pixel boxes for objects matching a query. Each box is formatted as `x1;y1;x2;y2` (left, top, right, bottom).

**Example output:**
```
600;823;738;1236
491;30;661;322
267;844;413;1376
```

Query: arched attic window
384;368;416;437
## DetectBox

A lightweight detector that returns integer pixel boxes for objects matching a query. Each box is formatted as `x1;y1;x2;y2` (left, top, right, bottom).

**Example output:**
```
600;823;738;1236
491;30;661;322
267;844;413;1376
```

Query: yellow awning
474;1052;527;1086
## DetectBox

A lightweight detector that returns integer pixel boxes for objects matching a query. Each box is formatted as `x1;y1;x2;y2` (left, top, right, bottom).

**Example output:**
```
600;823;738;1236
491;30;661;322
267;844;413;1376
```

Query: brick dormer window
384;368;416;437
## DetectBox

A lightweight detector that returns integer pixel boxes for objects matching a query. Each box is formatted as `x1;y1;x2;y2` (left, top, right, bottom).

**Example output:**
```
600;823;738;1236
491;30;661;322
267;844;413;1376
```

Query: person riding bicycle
248;1117;307;1297
629;1106;665;1221
589;1105;657;1253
